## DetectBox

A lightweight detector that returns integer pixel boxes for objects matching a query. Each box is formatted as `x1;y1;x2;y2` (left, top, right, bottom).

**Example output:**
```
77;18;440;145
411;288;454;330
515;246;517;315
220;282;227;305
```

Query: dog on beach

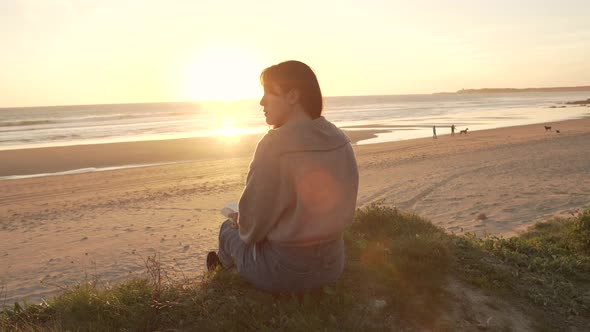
460;128;469;135
544;125;552;132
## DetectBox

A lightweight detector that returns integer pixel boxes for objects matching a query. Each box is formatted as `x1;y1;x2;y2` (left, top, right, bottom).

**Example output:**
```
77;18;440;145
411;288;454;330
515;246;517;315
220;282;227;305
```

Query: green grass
452;209;590;330
2;205;590;331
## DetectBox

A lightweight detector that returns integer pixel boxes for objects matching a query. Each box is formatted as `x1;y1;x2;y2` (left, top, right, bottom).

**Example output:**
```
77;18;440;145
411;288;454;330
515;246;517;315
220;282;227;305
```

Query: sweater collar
269;116;350;153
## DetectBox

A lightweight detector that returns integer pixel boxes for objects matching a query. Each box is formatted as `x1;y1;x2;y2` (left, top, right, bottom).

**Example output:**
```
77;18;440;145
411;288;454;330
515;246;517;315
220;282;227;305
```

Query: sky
1;0;590;107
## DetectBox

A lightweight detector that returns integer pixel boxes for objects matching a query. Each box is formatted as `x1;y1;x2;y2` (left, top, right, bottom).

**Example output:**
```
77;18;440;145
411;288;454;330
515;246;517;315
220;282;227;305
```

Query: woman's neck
273;105;312;129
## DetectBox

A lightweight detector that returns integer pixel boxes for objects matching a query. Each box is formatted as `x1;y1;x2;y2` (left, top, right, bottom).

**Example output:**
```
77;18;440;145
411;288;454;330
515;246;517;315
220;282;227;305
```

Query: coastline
0;129;387;178
2;113;589;178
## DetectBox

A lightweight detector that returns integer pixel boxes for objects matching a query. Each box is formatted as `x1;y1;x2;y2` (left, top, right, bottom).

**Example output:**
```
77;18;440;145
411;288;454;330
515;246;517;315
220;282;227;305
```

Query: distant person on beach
433;125;437;139
207;60;359;293
451;124;455;136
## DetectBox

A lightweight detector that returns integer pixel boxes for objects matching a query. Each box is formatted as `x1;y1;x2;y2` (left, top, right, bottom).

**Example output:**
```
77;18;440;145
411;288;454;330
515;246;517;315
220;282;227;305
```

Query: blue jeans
217;220;345;293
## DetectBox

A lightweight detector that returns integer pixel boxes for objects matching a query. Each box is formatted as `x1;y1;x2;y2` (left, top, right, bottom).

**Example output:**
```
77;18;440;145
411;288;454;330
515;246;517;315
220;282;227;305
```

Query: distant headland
436;85;590;94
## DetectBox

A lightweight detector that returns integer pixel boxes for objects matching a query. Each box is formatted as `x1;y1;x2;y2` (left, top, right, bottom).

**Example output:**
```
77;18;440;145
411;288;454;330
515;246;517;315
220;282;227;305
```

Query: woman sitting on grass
207;60;359;293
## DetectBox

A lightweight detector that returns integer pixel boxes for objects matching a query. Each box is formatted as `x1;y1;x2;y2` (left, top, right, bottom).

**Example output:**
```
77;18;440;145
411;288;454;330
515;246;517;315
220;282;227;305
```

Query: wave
0;112;204;130
0;161;183;181
0;120;56;127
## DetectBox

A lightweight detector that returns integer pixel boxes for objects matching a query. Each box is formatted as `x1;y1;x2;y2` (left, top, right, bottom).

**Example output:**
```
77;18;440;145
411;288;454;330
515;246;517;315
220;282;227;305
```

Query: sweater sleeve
237;134;284;244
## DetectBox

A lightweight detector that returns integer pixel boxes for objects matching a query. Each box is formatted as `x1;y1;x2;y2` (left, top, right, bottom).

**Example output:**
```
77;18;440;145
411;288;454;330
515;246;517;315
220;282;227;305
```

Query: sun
184;45;263;101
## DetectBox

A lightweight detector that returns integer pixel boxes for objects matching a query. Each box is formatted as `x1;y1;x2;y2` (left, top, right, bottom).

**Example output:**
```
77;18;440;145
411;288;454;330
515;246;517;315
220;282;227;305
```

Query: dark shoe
206;251;221;271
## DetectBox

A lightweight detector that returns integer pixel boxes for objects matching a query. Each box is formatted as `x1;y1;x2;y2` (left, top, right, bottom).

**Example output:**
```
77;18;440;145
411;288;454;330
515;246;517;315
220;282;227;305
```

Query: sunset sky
1;0;589;107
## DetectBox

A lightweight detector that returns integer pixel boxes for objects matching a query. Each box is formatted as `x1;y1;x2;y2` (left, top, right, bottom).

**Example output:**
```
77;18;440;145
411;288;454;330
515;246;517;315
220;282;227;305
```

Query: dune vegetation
2;204;589;331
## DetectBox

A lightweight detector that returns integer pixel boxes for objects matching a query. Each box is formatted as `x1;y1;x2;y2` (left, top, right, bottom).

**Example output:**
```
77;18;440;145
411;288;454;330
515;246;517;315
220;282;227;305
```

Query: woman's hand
229;212;239;229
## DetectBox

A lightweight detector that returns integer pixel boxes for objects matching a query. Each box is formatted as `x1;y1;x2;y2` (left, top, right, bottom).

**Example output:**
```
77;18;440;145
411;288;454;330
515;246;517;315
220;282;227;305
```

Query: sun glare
213;119;246;143
185;45;263;102
221;121;241;137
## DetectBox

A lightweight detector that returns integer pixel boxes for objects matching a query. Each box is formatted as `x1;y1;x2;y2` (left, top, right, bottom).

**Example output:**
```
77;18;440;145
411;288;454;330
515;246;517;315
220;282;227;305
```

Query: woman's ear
285;88;300;105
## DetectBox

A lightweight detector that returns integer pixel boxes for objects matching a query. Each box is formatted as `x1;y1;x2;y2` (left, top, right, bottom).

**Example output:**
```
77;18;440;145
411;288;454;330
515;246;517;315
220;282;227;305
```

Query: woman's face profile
260;84;291;128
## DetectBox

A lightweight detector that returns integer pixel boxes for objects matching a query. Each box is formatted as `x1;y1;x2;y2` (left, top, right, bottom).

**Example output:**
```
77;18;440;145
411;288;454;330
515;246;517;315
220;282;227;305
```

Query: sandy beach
1;119;589;304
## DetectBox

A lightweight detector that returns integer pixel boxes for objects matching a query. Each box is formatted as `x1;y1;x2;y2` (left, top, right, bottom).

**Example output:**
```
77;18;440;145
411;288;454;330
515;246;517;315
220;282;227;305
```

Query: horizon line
2;84;589;109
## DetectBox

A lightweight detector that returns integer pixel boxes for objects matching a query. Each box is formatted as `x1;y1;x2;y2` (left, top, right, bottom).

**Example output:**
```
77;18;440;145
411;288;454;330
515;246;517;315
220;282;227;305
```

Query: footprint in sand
476;213;488;221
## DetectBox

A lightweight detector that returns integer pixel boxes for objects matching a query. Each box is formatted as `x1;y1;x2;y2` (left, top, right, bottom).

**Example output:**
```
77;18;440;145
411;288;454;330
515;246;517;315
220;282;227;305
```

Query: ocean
1;92;588;150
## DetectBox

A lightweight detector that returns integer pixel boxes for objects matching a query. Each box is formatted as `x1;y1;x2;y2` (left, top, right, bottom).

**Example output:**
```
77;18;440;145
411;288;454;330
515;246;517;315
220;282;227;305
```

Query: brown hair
260;60;323;119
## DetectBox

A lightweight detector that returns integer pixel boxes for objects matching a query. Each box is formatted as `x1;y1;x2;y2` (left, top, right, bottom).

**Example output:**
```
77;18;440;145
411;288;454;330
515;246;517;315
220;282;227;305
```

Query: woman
208;60;359;293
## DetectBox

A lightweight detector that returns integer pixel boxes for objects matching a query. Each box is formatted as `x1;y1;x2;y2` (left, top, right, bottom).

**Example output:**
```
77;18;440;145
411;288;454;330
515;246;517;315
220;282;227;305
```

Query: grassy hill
2;204;589;331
